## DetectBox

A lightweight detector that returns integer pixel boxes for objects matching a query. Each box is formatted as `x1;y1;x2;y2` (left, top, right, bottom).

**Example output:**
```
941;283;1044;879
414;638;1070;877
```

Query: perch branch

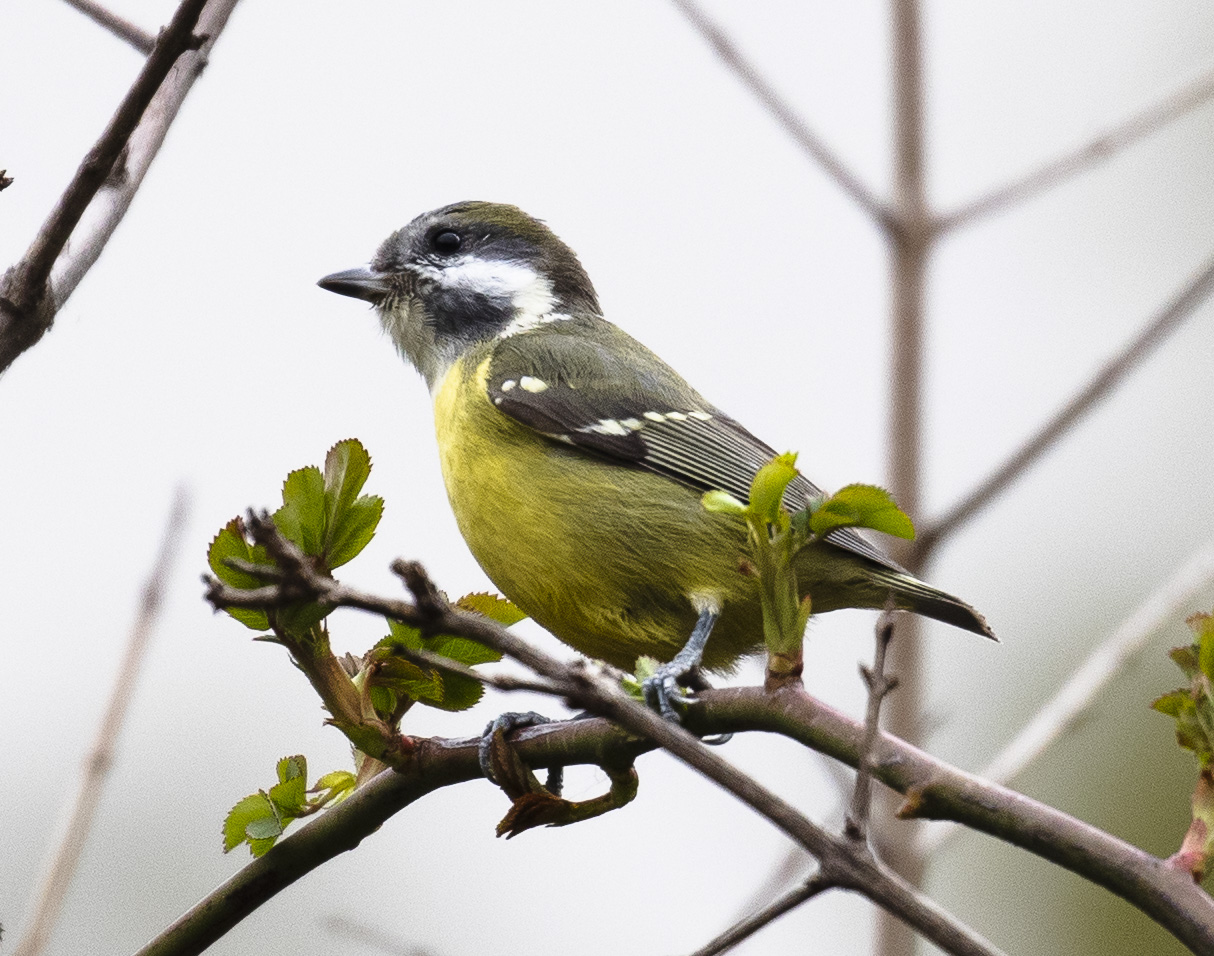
59;0;156;54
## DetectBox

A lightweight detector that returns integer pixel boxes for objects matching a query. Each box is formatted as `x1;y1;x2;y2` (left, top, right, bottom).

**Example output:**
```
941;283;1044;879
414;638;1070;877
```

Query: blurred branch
915;251;1214;560
14;491;189;956
322;916;436;956
845;610;899;844
59;0;156;54
879;2;929;953
0;0;241;375
666;0;892;228
919;540;1214;859
937;68;1214;234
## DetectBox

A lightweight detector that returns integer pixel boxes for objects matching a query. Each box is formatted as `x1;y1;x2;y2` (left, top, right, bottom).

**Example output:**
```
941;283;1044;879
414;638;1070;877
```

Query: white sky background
2;2;1214;955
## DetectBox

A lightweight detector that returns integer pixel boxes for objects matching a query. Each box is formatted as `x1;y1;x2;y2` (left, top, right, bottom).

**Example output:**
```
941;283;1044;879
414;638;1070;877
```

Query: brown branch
915;251;1214;559
937;68;1214;234
0;0;241;375
688;873;832;956
14;491;189;956
666;0;892;229
208;535;1005;956
59;0;156;54
845;610;899;844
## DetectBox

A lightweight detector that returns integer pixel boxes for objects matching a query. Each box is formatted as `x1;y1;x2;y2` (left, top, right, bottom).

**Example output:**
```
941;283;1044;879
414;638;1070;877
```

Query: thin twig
666;0;892;228
937;67;1214;234
688;873;832;956
0;0;241;375
846;610;899;844
14;490;190;956
919;540;1214;858
59;0;156;54
915;250;1214;560
387;644;565;697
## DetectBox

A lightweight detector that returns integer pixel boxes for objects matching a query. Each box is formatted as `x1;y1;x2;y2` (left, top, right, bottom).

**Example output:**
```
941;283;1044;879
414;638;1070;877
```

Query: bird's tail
872;568;997;640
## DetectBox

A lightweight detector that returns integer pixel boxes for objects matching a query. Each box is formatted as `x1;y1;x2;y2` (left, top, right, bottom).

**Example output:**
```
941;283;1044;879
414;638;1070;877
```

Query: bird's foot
479;711;563;795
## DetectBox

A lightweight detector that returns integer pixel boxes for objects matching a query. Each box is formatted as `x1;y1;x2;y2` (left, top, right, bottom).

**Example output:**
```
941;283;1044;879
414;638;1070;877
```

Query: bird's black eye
432;230;462;254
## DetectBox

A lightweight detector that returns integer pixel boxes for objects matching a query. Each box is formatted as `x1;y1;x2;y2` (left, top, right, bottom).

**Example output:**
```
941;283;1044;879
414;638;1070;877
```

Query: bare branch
666;0;892;228
0;0;242;375
937;68;1214;234
916;251;1214;559
688;873;832;956
59;0;156;54
845;610;899;844
14;491;189;956
920;540;1214;858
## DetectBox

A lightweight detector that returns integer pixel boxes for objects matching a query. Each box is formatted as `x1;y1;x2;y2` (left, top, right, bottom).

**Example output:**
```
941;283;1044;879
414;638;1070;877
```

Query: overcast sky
3;2;1214;955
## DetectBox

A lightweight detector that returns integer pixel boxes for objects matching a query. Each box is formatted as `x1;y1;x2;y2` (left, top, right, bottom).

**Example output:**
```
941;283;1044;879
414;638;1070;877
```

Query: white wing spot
520;376;549;393
689;410;713;421
643;411;667;422
500;379;517;392
665;411;688;422
581;419;629;436
620;418;643;431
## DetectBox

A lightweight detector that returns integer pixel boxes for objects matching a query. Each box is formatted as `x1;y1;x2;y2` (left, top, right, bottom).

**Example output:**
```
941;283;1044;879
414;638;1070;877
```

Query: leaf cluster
223;755;356;857
702;453;914;672
1154;611;1214;766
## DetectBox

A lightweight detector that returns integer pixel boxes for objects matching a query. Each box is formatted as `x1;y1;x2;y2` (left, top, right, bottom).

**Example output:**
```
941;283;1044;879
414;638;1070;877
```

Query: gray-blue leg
643;608;718;722
479;711;563;794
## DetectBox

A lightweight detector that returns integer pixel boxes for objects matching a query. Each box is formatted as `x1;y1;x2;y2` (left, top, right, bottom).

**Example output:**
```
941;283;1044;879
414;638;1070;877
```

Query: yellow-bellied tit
319;201;994;716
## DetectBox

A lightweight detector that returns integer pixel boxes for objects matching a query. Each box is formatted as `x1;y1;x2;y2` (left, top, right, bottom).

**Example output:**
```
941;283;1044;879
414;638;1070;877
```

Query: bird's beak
317;266;392;303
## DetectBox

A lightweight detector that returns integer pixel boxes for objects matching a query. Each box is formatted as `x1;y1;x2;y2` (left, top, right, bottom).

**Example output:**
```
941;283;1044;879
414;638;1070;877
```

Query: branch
845;610;899;844
198;535;1214;954
919;540;1214;858
937;68;1214;233
59;0;156;54
915;251;1214;559
689;873;831;956
15;491;189;956
209;537;1004;956
665;0;892;228
0;0;241;375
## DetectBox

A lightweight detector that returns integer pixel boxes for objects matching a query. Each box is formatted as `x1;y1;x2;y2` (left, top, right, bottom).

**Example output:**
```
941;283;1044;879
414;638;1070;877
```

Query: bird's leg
643;607;718;722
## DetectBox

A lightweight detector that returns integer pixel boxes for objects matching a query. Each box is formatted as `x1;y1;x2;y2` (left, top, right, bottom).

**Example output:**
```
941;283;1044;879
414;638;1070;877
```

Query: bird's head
319;201;600;388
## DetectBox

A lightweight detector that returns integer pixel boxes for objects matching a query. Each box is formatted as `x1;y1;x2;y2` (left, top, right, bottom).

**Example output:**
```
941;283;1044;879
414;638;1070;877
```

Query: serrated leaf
323;439;372;531
455;592;527;627
701;490;747;515
326;495;383;569
749;453;799;524
223;792;276;853
276;754;307;784
207;521;271;631
274;466;326;556
375;656;444;703
245;815;284;840
810;484;915;540
420;671;485;712
1171;645;1201;679
426;633;502;668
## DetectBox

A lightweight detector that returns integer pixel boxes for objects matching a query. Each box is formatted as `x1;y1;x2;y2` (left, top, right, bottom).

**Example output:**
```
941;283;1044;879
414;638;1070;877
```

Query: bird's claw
478;711;554;786
641;667;697;722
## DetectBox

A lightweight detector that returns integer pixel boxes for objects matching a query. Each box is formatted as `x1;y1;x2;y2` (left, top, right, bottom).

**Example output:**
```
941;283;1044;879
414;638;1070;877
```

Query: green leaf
326;496;383;569
245;814;284;840
207;521;270;631
223;792;276;853
455;592;527;627
1154;690;1193;717
322;440;382;568
701;490;747;516
268;755;308;815
276;754;307;784
274;466;326;556
313;770;357;794
810;484;915;540
1171;645;1201;679
748;453;799;524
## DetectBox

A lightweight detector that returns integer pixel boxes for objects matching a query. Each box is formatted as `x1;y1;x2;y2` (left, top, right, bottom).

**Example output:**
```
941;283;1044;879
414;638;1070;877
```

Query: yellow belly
432;356;761;672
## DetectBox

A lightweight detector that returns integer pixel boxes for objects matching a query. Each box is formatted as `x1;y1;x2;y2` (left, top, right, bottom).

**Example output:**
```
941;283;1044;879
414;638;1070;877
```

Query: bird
318;201;993;713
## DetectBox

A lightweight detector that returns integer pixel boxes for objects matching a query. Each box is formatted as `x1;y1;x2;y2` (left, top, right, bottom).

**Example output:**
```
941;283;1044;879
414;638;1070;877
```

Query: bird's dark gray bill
317;267;391;303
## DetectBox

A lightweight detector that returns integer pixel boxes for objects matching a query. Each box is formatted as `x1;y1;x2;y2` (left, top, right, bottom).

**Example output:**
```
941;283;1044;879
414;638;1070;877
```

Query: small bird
319;202;993;709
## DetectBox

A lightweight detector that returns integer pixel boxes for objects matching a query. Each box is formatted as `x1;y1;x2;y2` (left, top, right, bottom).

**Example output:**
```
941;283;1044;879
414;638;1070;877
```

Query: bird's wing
485;322;905;573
